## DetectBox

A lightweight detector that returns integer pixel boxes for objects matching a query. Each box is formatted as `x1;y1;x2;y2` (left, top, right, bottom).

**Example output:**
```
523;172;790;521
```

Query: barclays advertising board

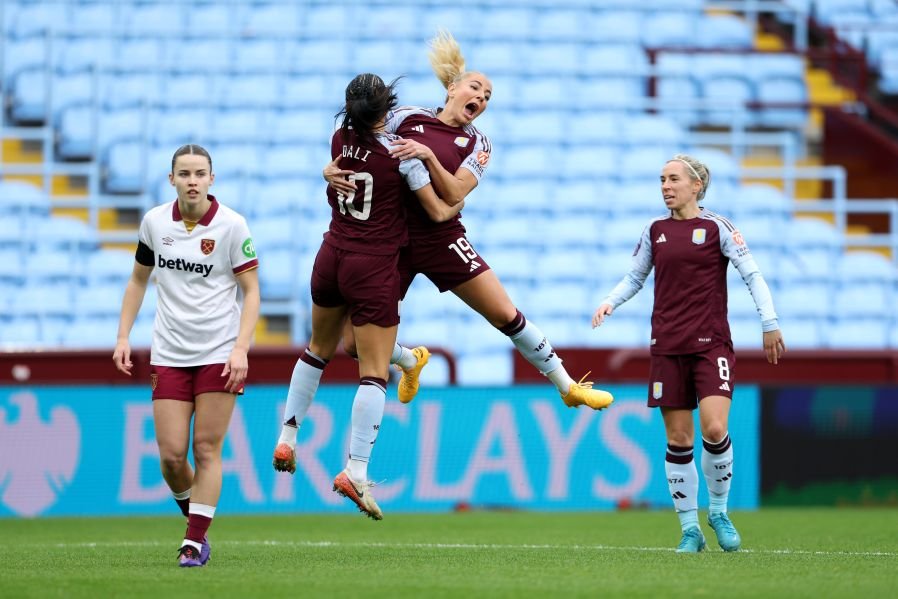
0;384;759;517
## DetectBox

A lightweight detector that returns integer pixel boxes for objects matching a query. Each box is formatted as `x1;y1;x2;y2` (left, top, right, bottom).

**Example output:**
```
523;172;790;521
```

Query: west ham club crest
201;239;215;255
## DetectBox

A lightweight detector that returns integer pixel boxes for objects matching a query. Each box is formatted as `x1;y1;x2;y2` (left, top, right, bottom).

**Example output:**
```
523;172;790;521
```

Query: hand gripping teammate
326;31;614;411
272;74;463;520
113;144;260;567
592;154;786;553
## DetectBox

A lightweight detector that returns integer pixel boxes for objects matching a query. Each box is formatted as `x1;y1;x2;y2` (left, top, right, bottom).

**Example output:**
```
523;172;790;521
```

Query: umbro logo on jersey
469;260;482;272
157;254;213;277
719;382;731;392
411;125;424;133
656;234;667;243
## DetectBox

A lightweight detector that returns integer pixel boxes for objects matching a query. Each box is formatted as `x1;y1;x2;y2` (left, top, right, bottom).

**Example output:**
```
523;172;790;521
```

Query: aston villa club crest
652;382;663;399
692;229;707;245
200;239;215;255
150;374;158;391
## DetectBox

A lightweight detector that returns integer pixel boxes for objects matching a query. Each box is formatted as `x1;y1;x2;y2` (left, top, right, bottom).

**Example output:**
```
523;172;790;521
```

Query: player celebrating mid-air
271;73;462;520
327;30;614;411
592;154;786;553
113;144;260;567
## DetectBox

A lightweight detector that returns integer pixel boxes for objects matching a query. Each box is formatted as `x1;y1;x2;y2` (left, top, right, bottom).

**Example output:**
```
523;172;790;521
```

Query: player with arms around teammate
272;74;461;520
327;31;613;411
113;144;260;567
592;154;786;553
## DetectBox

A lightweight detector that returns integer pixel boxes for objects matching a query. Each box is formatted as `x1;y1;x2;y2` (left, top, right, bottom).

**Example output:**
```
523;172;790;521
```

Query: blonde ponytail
428;29;466;89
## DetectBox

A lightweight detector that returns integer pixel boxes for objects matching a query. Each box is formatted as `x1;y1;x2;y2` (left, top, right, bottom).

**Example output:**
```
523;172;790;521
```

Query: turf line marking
27;540;898;558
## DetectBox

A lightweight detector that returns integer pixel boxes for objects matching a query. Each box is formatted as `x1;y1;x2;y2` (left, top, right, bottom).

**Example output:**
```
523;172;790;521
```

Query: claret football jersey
136;196;258;366
385;106;491;239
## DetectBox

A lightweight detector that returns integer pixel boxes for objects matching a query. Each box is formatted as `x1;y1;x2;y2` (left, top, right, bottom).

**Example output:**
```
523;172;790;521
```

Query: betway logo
157;254;213;277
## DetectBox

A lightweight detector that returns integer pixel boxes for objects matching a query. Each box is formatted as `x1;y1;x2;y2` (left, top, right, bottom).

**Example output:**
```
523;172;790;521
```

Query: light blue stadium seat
13;283;73;318
84;247;134;284
620;147;677;183
657;77;703;126
220;74;282;108
488;179;553;215
355;6;420;40
7;3;67;36
493;146;556;179
104;141;144;193
585;45;650;76
589;11;642;44
470;42;521;75
619;183;666;216
257;249;296;300
251;217;296;254
259;144;322;178
730;317;764;349
243;3;301;35
694;147;740;188
813;0;871;26
281;75;342;109
587;315;648;348
478;216;539;251
781;317;824;349
55;36;116;73
700;76;755;127
185;3;232;33
736;218;785;252
777;283;831;319
522;283;592;320
565;112;621;145
481;249;537;285
835;251;897;284
233;40;286;73
265;111;335;146
293;41;353;74
540;218;603;251
787;218;843;276
149;108;212;145
159;75;213;109
23;249;78;287
123;3;179;35
622;115;685;148
559;146;620;183
352;40;415;76
736;183;791;216
700;15;754;49
456;351;514;386
1;317;43;347
575;77;647;110
73;284;123;319
60;316;118;349
100;73;161;109
252;178;307;219
205;109;264;144
833;284;891;318
34;216;98;253
825;317;889;349
525;44;581;76
0;180;50;218
480;8;535;41
516;77;573;109
756;77;809;127
533;8;588;41
642;12;697;48
208;143;261;179
600;215;650;249
3;35;47;92
171;38;232;71
114;37;166;71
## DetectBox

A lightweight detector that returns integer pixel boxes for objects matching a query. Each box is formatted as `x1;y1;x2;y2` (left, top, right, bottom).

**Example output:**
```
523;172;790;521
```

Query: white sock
501;311;565;388
666;444;699;532
391;343;418;370
279;349;327;445
702;433;733;515
347;377;387;481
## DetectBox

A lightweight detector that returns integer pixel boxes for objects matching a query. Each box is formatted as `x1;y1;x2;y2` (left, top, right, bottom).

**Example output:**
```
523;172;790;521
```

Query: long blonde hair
428;29;467;89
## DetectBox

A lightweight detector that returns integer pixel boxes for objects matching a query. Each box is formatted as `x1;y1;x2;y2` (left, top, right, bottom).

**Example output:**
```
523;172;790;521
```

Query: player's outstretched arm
763;329;786;365
391;138;474;206
113;262;153;375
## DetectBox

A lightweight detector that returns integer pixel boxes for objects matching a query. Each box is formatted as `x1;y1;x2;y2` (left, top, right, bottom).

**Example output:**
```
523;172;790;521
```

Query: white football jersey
137;197;258;366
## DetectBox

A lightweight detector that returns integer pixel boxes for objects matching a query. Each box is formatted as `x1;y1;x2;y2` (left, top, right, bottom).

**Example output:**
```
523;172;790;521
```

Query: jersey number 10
337;172;374;221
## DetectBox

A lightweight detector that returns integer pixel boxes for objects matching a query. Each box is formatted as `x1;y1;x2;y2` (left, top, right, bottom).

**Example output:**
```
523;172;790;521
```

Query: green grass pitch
2;509;896;598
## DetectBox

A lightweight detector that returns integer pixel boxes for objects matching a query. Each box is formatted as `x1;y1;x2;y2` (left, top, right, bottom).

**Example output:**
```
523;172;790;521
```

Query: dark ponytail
335;73;400;142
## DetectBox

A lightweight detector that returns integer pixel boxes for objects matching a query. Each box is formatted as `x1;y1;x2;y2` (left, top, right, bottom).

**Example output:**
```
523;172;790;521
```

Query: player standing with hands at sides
272;73;462;520
326;31;613;411
592;154;785;553
112;144;260;567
